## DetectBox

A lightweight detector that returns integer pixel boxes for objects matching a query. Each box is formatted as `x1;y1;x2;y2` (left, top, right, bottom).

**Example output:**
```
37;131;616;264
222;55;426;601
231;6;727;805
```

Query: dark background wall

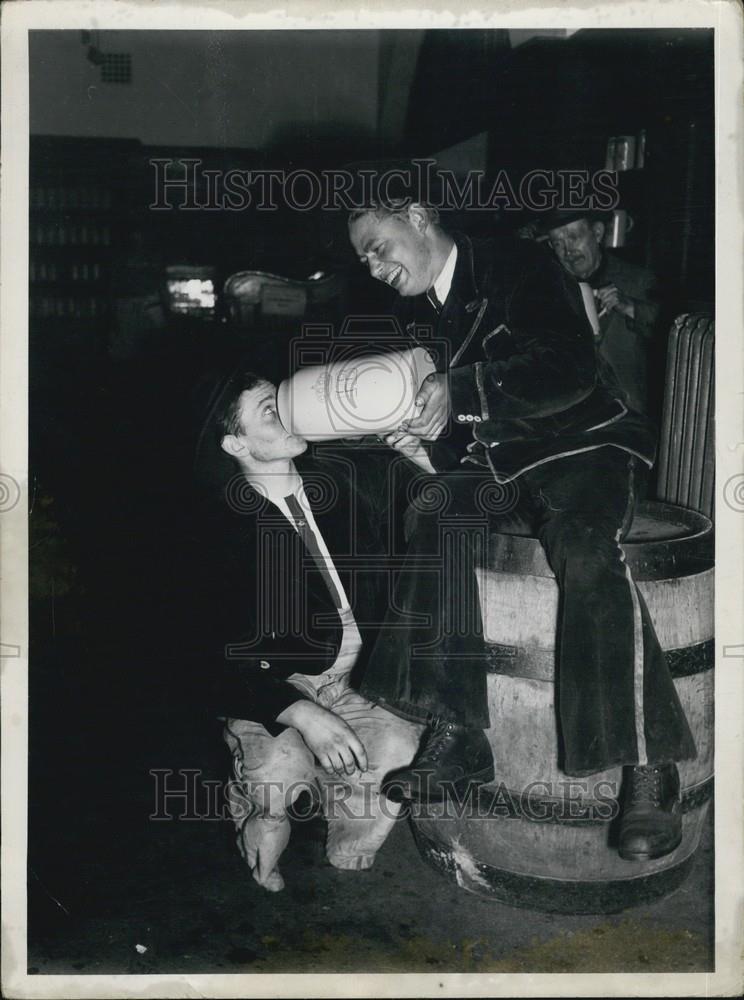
30;30;384;149
477;29;715;308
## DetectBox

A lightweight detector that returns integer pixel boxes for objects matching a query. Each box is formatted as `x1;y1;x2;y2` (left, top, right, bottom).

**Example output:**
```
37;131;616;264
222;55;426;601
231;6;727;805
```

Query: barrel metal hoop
485;638;714;681
666;639;715;676
411;821;699;914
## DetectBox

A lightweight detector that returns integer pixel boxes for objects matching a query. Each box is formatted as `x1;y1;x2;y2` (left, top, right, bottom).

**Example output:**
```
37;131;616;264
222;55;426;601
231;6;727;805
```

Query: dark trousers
361;445;697;776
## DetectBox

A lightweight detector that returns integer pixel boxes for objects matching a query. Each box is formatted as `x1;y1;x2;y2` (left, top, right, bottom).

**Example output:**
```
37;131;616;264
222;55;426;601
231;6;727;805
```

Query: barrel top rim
490;500;713;550
624;501;713;548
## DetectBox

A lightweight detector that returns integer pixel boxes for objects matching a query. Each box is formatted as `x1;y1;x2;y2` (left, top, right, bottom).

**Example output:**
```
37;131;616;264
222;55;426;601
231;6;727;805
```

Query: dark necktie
284;493;343;609
426;287;442;314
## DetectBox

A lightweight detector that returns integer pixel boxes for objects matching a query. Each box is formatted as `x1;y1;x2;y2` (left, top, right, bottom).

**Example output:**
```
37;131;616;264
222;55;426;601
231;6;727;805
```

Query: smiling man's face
348;208;439;297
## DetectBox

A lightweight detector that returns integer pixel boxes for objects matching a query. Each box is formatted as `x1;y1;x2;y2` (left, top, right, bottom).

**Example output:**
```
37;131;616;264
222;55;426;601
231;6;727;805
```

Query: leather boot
381;720;494;802
618;763;683;861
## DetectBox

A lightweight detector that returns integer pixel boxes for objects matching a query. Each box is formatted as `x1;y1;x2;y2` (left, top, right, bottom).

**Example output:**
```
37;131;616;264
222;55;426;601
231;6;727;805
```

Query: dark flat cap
190;348;263;498
536;207;612;236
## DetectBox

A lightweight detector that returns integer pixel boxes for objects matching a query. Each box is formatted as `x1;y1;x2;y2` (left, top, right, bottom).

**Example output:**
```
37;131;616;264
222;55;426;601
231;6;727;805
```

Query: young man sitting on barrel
347;194;697;861
190;367;426;891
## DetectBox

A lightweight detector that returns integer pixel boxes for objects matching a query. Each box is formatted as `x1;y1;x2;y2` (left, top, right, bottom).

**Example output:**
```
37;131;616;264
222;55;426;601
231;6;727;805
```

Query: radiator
656;313;715;518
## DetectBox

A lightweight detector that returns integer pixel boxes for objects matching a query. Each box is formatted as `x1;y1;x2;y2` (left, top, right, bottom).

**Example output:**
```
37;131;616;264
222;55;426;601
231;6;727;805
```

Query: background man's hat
536;207;611;236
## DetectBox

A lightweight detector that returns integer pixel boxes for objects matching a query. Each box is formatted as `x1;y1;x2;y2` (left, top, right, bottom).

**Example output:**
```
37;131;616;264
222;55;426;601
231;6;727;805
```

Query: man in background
541;208;663;420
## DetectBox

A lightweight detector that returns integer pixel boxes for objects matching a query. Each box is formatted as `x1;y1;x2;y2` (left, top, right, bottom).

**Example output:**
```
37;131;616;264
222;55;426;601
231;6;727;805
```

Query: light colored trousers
223;636;423;892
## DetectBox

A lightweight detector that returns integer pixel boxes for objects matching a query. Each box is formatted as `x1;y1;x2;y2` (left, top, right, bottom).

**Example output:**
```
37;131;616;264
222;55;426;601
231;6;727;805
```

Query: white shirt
579;281;601;339
432;241;458;307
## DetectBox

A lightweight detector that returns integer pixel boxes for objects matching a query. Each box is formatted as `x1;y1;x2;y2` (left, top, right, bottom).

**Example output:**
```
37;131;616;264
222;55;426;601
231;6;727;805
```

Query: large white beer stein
277;346;436;441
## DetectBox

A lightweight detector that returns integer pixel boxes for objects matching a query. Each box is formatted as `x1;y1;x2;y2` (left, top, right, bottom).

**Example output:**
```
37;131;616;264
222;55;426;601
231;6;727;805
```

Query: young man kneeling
191;368;423;891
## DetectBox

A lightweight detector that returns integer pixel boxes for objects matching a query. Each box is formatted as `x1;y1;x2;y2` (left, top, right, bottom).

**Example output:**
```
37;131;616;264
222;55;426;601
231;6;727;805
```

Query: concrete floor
28;711;714;977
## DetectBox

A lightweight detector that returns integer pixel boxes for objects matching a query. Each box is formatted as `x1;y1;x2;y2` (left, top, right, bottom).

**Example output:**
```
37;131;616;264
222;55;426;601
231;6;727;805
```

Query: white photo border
2;1;742;997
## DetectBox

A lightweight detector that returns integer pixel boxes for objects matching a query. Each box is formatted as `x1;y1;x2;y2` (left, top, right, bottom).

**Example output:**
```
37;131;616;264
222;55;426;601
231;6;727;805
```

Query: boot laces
423;721;458;763
630;766;663;805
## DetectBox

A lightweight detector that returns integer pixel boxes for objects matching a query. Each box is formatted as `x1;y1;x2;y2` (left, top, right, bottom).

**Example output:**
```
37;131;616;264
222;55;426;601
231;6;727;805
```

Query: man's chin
566;259;599;281
397;282;423;297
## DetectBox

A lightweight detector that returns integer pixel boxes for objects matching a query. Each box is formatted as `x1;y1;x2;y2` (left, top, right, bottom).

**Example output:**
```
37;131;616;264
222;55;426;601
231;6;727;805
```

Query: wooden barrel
411;501;713;914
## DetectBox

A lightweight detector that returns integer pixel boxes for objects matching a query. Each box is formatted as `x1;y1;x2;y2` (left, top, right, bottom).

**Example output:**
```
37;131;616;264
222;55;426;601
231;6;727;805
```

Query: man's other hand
275;700;369;776
383;430;436;473
401;373;449;441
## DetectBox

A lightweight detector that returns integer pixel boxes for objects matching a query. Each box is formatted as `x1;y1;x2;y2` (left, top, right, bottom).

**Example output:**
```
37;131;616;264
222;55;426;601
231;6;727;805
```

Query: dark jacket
189;445;409;732
395;232;656;480
586;250;662;417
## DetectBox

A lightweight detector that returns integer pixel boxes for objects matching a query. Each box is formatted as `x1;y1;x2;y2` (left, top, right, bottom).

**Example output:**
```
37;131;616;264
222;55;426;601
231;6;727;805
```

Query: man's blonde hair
348;198;440;226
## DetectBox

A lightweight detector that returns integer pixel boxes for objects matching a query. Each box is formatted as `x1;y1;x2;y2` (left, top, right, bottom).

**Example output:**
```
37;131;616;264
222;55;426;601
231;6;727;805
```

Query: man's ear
407;202;430;234
220;434;244;458
591;220;606;245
